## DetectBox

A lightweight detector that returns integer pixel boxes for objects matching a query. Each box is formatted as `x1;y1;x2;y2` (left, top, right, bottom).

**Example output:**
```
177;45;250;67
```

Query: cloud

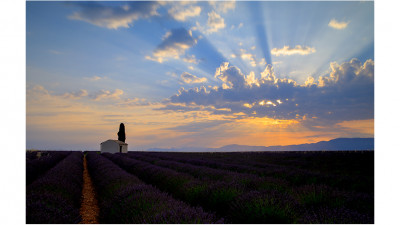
168;5;201;21
240;53;257;67
214;62;246;89
180;72;208;84
191;11;227;34
317;58;374;87
206;11;226;33
183;54;200;64
28;85;126;102
116;97;153;107
61;90;88;99
159;59;374;125
271;45;316;56
179;1;199;6
231;22;243;30
259;58;267;66
92;89;124;101
238;49;258;67
145;28;198;63
328;19;350;29
336;119;374;136
209;1;236;13
68;1;160;29
28;85;87;101
232;49;263;68
166;119;231;133
28;85;50;97
84;75;104;81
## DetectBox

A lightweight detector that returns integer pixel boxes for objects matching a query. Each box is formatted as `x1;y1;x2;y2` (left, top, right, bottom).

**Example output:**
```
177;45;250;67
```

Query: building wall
121;144;128;153
101;140;128;153
100;140;119;153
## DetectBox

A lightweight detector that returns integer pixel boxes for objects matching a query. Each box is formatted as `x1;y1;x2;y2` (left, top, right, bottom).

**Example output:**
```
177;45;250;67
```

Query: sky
26;0;374;151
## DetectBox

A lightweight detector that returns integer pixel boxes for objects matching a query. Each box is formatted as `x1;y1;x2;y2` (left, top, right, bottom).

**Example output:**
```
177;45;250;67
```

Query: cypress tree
117;123;126;142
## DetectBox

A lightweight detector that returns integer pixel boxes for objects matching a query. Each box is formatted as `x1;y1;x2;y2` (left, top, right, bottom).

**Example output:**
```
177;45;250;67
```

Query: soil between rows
79;155;100;224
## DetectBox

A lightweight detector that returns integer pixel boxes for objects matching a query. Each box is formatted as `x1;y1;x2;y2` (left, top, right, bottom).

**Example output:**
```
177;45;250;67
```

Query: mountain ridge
146;138;374;152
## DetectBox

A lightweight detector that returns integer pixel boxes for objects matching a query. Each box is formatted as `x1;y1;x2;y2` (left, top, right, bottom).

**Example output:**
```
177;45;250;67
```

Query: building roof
101;139;128;145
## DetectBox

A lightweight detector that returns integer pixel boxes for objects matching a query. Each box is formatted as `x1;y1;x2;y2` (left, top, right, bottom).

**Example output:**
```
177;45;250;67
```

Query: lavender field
26;150;374;223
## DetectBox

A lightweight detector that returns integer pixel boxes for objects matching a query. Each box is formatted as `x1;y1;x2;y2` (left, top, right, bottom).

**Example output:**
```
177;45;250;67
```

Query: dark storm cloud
159;58;374;124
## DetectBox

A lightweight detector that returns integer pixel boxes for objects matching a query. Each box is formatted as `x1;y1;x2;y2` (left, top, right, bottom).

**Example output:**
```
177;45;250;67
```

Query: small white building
100;140;128;153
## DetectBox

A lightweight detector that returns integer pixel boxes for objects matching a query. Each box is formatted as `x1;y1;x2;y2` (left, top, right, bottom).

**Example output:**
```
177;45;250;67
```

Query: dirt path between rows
79;155;100;224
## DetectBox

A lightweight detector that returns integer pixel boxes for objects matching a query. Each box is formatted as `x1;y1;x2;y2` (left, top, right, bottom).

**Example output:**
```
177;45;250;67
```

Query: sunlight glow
26;1;374;150
243;103;253;108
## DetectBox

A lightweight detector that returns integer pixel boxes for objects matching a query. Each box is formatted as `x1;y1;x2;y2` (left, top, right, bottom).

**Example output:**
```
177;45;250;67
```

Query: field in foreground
26;150;374;223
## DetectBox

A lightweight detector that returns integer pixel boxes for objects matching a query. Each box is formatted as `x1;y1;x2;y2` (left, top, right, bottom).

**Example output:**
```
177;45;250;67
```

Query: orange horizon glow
27;85;373;150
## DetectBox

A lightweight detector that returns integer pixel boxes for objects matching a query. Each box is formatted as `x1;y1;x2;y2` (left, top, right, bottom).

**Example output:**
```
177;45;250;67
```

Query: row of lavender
195;151;374;191
171;151;374;179
85;152;222;223
25;150;373;223
134;151;373;193
106;152;373;223
26;151;39;160
26;151;71;185
125;152;291;194
187;151;374;175
140;152;373;219
26;152;83;223
26;151;222;223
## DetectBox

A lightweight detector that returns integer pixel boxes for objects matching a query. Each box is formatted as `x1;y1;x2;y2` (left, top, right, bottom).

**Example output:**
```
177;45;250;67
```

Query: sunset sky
26;1;374;151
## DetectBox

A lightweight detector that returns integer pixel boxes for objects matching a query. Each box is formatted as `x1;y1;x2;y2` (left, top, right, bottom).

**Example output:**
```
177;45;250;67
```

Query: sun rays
26;1;374;150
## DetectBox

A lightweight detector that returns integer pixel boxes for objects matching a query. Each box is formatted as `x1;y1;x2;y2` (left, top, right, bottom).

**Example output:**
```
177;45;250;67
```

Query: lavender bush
299;206;373;224
104;153;249;216
128;153;290;192
227;190;298;223
26;151;71;185
26;151;38;160
26;151;83;223
123;151;373;223
133;151;372;193
86;152;222;223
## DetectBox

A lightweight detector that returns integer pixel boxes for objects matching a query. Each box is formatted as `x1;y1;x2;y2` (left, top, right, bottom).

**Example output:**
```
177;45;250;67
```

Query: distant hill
146;138;374;152
264;138;374;151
